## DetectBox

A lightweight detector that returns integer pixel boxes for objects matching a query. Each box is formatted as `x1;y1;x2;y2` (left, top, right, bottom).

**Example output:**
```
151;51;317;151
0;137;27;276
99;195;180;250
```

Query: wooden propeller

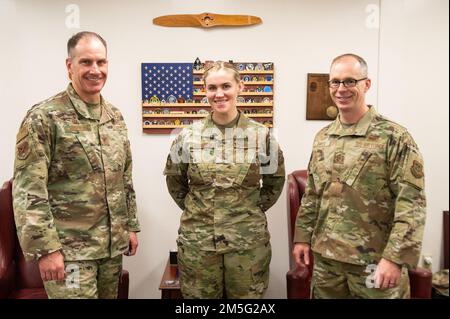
153;12;262;28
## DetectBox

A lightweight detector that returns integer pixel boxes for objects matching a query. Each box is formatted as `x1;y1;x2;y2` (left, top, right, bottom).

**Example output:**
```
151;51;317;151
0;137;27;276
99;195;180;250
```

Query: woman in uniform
164;61;285;298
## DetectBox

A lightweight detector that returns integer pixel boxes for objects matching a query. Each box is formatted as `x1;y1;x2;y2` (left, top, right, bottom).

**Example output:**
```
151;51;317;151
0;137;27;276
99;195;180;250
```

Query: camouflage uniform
312;252;410;298
44;254;123;299
164;112;285;298
432;269;449;297
13;84;140;298
294;106;426;298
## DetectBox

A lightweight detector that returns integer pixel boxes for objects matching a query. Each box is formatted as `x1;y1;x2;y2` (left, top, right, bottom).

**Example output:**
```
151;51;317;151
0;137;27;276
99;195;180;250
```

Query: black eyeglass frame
328;77;368;88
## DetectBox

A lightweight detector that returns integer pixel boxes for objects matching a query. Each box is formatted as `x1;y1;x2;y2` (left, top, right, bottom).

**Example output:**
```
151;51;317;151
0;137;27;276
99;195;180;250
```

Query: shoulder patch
16;139;31;160
404;151;425;190
16;126;29;143
410;160;424;179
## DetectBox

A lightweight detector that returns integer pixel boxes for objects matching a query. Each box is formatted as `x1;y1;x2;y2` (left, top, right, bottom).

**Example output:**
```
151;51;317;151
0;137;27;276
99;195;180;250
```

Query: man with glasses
292;53;426;298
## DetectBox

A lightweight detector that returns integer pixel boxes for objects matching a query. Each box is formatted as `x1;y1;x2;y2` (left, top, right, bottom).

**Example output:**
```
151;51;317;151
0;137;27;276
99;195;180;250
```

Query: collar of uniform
205;110;248;127
236;110;250;129
326;105;377;137
67;83;114;124
203;111;247;129
201;111;249;139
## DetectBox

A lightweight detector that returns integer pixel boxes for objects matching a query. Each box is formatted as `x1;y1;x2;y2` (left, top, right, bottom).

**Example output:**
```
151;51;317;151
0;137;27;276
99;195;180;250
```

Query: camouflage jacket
432;269;449;297
164;112;285;252
13;84;140;261
294;106;426;268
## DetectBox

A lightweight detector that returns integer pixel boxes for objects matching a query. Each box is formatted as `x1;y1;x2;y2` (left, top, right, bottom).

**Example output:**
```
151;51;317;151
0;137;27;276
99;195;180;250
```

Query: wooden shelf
193;92;272;96
193;81;273;86
144;124;273;129
193;70;273;75
142;102;273;107
143;103;202;107
143;125;190;129
144;114;206;118
241;81;274;85
239;103;273;107
248;114;273;118
143;113;273;118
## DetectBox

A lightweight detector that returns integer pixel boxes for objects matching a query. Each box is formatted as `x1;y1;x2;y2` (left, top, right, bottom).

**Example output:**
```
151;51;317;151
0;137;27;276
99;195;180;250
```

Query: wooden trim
193;92;272;96
193;70;273;75
444;210;449;269
143;102;273;107
143;113;272;118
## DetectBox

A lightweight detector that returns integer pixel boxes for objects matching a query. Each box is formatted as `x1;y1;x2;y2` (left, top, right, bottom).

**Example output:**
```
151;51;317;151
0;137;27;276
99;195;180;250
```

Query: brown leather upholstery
0;179;129;299
286;170;432;299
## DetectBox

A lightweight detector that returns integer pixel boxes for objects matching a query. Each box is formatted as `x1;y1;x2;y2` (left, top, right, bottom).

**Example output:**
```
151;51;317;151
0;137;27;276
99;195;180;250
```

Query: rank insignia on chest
328;181;343;196
333;152;345;164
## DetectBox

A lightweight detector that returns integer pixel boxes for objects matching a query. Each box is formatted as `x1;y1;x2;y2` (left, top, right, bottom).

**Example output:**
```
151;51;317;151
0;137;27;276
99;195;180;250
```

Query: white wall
0;0;447;298
378;0;449;271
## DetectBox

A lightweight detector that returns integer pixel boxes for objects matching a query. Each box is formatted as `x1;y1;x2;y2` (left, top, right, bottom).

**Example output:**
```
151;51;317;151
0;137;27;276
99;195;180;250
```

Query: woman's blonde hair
203;61;241;84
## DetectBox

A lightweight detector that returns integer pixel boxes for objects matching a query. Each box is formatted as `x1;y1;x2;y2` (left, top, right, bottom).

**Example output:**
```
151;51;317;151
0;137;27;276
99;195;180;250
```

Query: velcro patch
113;123;126;130
355;141;384;150
410;160;424;179
66;124;92;132
16;126;29;143
404;151;424;190
16;139;31;160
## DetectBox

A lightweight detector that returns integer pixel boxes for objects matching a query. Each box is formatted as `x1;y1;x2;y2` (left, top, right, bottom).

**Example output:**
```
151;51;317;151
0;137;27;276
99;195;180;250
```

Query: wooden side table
159;259;182;299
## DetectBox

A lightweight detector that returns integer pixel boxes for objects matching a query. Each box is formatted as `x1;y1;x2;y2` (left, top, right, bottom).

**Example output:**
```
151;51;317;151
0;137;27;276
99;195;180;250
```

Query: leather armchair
0;180;129;299
286;170;432;299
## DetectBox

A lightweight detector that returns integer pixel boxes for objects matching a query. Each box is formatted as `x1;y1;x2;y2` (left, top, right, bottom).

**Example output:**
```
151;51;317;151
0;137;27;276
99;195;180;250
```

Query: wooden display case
142;62;274;134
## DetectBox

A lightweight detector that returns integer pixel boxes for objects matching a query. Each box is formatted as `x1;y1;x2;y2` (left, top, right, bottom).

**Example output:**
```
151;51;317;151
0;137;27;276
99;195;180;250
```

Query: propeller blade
153;13;262;28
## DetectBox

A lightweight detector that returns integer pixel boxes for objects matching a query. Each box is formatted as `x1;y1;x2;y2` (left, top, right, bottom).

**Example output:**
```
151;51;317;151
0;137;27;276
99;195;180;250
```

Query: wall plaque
306;73;338;120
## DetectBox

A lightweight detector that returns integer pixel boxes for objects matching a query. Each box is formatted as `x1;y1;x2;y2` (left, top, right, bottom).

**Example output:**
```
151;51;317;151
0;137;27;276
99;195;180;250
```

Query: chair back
0;180;16;269
0;180;43;290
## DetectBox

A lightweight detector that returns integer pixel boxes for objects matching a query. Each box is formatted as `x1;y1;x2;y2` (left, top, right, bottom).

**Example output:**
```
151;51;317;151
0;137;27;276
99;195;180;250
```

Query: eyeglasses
328;77;367;88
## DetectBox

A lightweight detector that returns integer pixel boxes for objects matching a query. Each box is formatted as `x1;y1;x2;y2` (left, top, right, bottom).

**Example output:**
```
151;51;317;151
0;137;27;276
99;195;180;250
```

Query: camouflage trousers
312;253;410;299
43;254;122;299
177;242;271;299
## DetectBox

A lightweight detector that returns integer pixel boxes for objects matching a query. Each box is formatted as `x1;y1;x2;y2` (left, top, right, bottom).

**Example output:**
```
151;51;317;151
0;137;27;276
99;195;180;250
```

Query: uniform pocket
76;135;103;172
249;243;271;296
55;133;92;179
103;128;128;172
188;163;210;185
235;145;261;186
344;151;386;198
311;161;329;194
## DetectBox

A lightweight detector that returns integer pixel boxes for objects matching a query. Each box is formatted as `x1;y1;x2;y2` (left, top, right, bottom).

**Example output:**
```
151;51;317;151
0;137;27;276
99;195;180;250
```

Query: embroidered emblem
334;152;345;164
410;160;424;178
17;140;30;160
316;149;324;161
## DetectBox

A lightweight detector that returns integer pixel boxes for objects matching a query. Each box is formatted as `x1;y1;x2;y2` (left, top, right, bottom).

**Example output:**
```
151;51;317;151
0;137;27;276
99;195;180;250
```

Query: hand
124;231;138;256
38;250;65;281
292;243;311;268
374;258;401;289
